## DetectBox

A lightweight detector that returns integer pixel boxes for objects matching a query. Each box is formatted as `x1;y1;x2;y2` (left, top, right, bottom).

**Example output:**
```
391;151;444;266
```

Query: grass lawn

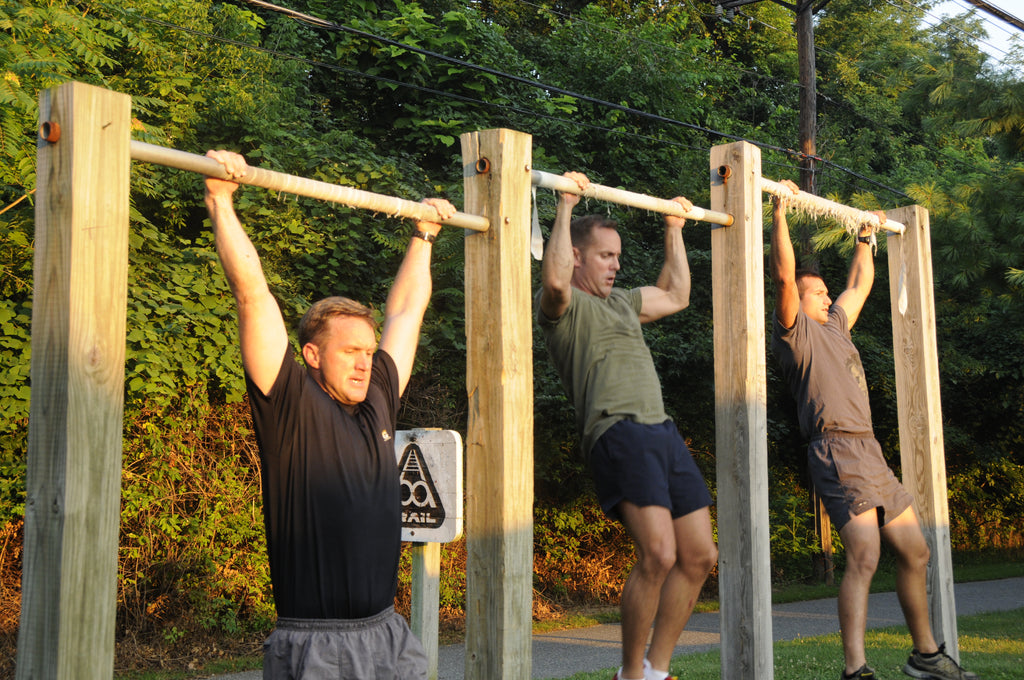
115;554;1024;679
553;607;1024;680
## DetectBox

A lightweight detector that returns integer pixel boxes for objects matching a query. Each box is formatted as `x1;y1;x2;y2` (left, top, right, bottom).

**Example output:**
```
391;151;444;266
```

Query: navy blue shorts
590;419;712;522
808;433;913;532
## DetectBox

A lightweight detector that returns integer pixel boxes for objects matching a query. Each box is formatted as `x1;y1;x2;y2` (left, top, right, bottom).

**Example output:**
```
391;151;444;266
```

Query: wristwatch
412;230;437;244
857;234;872;245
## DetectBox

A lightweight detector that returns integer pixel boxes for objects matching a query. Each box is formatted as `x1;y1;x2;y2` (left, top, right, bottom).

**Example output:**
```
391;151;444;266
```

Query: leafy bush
949;459;1024;551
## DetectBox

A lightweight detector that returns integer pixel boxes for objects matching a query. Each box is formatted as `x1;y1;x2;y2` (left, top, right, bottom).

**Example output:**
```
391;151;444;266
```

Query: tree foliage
2;0;1024;662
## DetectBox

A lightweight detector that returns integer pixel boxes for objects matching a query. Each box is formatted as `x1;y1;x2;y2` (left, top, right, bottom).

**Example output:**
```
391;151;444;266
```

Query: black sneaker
842;665;876;679
902;644;978;679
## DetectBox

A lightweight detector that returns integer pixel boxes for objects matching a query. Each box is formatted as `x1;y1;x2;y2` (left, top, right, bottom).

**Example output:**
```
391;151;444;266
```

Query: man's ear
301;342;321;369
572;246;582;268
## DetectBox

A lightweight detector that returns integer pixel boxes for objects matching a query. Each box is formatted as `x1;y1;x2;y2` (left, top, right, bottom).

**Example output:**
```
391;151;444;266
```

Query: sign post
395;429;463;680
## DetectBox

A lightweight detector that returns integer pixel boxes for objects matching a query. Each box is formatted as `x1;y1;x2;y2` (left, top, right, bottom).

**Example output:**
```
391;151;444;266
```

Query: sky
928;0;1024;67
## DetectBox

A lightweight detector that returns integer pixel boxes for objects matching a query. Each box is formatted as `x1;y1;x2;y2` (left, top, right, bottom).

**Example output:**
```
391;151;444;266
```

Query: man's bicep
539;285;570;322
238;292;289;396
834;287;868;328
775;281;800;329
637;285;685;323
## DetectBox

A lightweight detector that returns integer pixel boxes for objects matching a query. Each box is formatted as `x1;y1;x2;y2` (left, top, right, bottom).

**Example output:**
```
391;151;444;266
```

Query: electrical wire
913;0;1021;65
235;0;911;197
106;0;927;199
732;2;1011;180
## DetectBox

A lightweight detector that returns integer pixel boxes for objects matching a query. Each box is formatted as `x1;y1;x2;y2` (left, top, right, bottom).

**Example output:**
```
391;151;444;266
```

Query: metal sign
395;429;463;543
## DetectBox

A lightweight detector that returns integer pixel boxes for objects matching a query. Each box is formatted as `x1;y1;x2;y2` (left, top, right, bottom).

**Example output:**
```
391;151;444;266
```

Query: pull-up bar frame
21;81;956;680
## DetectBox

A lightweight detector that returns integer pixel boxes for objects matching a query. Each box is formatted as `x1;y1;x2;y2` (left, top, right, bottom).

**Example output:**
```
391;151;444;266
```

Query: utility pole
796;1;816;199
711;0;835;585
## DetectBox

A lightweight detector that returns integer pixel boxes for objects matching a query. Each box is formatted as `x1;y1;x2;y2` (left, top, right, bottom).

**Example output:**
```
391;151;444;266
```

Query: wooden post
17;82;131;679
411;542;442;680
460;129;534;679
886;206;959;659
709;141;773;680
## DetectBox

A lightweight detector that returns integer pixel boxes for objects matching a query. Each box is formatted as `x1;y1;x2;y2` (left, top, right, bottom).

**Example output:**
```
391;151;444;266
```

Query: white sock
616;668;644;680
644;657;671;680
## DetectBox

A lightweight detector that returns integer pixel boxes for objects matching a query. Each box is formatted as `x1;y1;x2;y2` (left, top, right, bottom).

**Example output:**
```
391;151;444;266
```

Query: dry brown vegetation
0;510;720;678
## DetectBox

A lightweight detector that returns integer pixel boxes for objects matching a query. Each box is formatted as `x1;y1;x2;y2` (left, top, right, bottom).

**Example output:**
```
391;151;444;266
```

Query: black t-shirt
246;349;402;619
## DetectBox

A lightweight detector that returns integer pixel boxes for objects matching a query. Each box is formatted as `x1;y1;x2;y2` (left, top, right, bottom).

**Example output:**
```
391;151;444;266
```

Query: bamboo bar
761;177;905;234
129;141;490;232
531;169;734;227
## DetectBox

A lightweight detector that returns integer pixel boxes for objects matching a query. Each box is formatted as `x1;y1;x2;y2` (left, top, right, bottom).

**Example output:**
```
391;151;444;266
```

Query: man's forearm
206;193;271;304
771;206;796;285
386;237;433;323
542;198;576;289
846;237;874;292
656;225;690;305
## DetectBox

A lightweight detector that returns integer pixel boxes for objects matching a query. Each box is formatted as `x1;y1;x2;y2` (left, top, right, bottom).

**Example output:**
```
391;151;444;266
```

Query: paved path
215;577;1024;680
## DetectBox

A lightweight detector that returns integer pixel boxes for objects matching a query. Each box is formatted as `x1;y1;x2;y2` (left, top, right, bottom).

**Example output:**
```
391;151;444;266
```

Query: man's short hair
570;215;618;249
795;268;824;288
298;296;376;348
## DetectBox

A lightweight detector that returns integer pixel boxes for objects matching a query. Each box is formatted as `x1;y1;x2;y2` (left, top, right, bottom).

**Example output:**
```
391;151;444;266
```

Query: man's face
302;315;377;409
798;275;831;325
572;227;621;299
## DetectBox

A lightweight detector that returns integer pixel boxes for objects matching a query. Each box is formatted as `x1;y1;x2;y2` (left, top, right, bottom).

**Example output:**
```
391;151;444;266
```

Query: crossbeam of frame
531;169;734;226
761;176;906;234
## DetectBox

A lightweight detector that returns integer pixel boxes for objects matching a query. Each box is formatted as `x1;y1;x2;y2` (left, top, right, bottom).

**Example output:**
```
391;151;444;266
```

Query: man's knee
894;532;931;571
680;541;717;579
845;540;881;575
636;540;678;579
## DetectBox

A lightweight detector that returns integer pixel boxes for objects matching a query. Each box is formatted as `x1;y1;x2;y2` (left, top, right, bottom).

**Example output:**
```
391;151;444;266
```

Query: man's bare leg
837;509;882;675
617;502;678;679
881;506;939;654
645;506;716;674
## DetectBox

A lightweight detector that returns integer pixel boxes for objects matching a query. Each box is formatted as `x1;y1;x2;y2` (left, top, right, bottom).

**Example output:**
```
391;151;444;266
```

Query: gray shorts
808;433;913;532
263;606;427;680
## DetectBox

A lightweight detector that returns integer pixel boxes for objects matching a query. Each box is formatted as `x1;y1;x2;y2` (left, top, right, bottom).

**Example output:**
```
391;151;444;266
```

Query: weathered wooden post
459;129;534;679
709;141;774;680
17;81;131;679
886;206;959;659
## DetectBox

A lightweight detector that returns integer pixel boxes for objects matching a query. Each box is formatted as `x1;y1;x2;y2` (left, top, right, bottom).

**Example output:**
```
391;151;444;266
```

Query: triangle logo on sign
398;443;446;529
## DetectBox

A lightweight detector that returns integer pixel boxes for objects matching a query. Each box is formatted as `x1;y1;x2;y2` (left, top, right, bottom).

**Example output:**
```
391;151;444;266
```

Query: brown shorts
807;433;913;532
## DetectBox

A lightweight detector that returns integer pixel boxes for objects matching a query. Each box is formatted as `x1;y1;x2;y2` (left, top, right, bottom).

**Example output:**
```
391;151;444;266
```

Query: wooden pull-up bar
531;168;735;227
760;176;905;235
129;141;491;233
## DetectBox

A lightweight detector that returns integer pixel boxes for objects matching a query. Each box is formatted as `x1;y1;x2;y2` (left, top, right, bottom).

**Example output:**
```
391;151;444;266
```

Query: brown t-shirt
771;305;873;439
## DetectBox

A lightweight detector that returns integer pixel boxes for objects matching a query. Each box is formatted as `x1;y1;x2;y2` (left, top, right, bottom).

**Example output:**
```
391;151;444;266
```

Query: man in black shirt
204;149;454;679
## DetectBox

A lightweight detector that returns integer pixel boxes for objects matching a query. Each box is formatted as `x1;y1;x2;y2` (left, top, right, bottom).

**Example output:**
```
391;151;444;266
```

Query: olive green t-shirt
536;287;668;457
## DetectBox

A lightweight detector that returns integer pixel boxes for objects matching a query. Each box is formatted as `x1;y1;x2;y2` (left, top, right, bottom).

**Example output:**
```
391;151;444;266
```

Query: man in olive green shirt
537;173;716;680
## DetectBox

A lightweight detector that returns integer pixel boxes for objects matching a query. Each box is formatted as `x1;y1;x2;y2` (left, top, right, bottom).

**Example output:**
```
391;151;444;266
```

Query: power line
105;0;915;199
236;0;910;198
910;0;1020;66
959;0;1024;33
733;2;1011;180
